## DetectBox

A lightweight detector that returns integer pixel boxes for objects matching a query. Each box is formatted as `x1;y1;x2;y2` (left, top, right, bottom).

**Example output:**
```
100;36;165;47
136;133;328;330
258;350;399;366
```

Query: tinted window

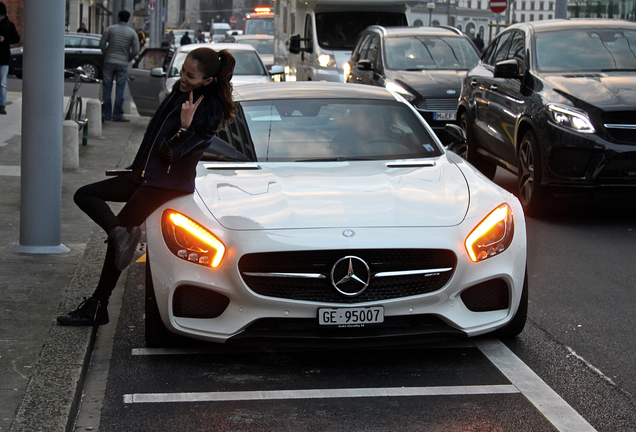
240;99;441;162
80;37;100;48
65;36;82;47
536;28;636;72
385;36;480;70
315;12;407;50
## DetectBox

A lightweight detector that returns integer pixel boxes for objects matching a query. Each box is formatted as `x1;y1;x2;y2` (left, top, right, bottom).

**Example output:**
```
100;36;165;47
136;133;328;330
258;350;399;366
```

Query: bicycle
64;67;99;145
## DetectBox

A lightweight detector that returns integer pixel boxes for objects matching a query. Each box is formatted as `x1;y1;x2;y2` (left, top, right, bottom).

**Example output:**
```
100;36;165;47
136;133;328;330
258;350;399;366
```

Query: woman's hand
180;90;204;130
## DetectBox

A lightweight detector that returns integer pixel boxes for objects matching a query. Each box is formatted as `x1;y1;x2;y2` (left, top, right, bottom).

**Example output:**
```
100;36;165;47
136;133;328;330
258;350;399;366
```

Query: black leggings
74;172;188;302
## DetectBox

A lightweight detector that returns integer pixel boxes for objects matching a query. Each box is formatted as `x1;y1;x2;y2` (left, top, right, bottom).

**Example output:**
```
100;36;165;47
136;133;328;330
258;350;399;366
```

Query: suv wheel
459;113;497;179
517;130;545;215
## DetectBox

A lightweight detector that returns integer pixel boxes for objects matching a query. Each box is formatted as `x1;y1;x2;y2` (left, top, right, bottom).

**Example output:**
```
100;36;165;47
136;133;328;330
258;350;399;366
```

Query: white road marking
123;385;519;404
475;338;597;432
126;339;598;432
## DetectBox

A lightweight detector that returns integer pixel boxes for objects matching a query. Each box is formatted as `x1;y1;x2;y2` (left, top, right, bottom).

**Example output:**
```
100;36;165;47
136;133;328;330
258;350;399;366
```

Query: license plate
318;307;384;326
433;112;456;121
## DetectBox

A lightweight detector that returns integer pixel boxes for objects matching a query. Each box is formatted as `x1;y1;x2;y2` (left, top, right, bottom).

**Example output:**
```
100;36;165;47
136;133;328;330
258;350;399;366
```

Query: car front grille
597;152;636;181
238;249;457;304
415;98;458;111
602;111;636;144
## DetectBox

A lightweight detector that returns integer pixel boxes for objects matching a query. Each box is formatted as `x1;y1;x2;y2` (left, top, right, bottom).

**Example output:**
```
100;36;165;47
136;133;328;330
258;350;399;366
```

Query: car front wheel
459;112;497;179
517;130;546;215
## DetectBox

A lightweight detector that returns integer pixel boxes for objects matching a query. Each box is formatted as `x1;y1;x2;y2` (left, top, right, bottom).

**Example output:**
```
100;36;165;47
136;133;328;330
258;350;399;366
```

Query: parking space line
123;384;518;404
475;338;597;432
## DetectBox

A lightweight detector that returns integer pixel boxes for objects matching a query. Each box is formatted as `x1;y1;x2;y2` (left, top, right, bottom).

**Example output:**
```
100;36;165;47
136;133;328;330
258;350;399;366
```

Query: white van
211;22;231;42
274;0;411;82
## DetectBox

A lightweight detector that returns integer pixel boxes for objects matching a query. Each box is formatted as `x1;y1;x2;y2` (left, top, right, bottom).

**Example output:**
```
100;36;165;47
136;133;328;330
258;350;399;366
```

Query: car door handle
128;75;135;81
470;79;478;87
490;84;498;91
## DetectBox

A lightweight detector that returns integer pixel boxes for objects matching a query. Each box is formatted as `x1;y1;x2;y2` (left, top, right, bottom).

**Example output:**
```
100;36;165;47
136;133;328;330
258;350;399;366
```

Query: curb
10;230;106;432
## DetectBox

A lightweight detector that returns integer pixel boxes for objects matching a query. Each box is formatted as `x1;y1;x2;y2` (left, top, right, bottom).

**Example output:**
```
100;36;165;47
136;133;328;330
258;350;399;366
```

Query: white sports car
144;82;527;348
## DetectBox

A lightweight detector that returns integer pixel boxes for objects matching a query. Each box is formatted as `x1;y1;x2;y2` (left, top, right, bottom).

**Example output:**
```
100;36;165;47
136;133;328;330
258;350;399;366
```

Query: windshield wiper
601;68;636;72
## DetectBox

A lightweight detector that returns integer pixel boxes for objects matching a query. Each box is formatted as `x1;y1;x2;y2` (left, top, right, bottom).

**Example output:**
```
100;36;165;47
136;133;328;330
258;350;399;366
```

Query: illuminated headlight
318;54;336;68
547;104;595;133
343;62;351;82
161;210;225;268
465;204;514;262
385;81;416;102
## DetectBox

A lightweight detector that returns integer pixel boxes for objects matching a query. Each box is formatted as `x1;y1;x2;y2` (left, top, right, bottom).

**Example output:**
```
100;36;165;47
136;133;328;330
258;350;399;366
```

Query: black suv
457;19;636;214
10;33;104;79
345;26;480;143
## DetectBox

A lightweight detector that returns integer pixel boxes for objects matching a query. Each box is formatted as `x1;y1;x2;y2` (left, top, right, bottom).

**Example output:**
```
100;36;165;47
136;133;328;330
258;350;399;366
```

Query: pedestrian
57;48;237;326
473;33;484;53
0;1;20;115
137;28;146;48
99;10;140;122
180;31;192;46
77;22;89;33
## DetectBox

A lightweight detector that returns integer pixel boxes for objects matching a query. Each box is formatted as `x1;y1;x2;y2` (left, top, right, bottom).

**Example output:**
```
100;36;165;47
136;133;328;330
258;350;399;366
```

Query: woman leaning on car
57;47;237;326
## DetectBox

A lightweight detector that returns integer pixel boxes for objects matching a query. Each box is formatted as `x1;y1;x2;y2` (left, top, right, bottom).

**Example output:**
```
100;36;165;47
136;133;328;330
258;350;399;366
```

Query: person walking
180;31;192;46
473;33;484;53
0;1;20;115
57;48;237;326
99;10;139;122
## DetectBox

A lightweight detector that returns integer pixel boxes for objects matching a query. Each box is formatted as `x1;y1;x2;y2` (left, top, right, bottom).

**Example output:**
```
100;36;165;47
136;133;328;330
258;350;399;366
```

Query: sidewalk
0;92;148;432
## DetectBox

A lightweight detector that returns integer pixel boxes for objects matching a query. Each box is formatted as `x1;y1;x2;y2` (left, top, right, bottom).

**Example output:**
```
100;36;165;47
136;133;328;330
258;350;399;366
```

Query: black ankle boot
57;297;109;326
109;226;142;271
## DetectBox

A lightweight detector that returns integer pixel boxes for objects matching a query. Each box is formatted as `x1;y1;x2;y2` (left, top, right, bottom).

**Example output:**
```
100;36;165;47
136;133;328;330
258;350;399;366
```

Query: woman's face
179;56;213;92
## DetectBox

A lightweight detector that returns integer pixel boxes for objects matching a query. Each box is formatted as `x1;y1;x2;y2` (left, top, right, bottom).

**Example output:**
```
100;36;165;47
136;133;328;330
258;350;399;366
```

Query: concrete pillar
13;0;70;253
86;99;102;137
63;120;80;170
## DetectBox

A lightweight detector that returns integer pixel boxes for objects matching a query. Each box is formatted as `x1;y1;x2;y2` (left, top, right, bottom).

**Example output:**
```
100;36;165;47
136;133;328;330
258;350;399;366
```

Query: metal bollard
62;120;79;170
86;99;102;138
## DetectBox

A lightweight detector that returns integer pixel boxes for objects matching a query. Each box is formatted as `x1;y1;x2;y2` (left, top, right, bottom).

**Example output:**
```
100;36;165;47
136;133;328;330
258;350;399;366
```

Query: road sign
489;0;507;14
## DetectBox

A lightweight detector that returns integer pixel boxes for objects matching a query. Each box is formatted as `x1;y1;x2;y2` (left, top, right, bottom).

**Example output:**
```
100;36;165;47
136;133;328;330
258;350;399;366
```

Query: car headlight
465;204;514;262
547;104;595;133
385;81;416;102
161;210;225;268
318;54;336;68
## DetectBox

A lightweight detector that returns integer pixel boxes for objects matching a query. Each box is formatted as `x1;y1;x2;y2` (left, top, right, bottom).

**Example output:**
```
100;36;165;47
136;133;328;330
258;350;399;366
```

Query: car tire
459;112;497;180
517;130;546;216
145;254;186;348
495;268;528;339
78;62;99;80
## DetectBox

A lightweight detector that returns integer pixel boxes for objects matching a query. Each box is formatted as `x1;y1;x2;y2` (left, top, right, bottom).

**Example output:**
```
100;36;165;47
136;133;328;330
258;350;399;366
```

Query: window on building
530;13;535;20
539;14;544;19
521;1;526;9
521;13;525;21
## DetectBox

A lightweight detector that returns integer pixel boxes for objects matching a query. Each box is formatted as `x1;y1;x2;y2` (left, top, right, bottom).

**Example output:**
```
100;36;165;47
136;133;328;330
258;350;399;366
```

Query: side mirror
289;34;302;54
494;59;523;79
356;59;373;71
150;67;166;78
269;65;285;75
444;124;467;154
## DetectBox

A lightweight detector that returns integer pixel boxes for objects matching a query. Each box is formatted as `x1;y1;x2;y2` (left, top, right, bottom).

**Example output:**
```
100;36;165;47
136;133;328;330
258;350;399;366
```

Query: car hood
543;73;636;109
390;70;465;97
195;158;469;230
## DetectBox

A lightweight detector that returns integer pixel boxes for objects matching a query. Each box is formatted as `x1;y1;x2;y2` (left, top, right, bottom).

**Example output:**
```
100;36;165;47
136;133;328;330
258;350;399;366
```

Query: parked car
127;43;274;116
9;32;104;79
457;19;636;215
345;26;480;143
143;81;528;348
221;34;275;70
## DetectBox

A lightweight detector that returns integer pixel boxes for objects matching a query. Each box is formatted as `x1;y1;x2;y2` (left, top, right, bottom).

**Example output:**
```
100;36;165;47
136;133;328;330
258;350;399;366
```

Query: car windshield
169;50;267;77
316;12;407;50
234;99;441;162
535;28;636;72
244;17;274;35
385;36;480;70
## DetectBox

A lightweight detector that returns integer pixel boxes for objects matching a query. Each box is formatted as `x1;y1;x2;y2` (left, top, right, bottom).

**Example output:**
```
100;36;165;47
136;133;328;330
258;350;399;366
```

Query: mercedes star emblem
330;256;371;297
